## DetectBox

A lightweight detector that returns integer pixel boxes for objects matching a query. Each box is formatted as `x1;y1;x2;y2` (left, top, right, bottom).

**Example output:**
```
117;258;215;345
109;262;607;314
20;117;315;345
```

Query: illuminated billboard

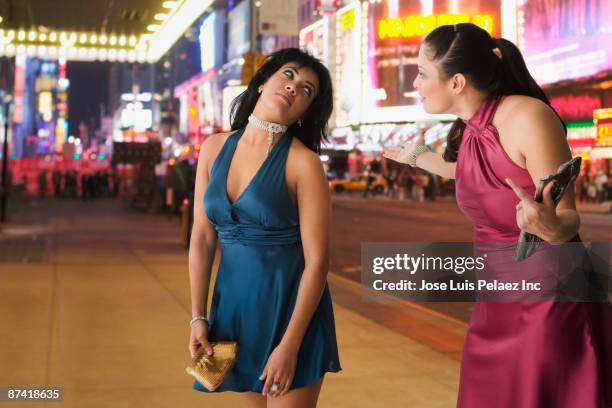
335;3;362;127
518;0;612;85
363;0;501;112
199;13;216;72
227;0;251;61
299;18;329;66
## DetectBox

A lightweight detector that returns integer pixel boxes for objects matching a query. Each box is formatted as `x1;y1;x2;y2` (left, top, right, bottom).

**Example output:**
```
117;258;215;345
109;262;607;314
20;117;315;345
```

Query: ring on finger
270;383;280;393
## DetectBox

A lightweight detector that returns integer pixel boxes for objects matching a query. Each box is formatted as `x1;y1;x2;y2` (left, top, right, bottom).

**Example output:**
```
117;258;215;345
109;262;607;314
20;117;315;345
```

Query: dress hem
192;367;342;394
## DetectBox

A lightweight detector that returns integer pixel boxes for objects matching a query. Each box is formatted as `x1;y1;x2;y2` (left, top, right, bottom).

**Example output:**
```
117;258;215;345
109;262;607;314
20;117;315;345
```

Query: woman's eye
304;87;312;96
284;70;293;78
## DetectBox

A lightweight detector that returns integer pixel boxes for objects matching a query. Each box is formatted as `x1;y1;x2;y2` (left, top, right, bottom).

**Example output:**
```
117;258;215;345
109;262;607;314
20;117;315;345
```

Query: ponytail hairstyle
422;23;564;162
230;48;333;153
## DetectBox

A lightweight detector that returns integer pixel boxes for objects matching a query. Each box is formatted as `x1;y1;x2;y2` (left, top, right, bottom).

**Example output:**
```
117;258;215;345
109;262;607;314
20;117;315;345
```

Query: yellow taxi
328;175;388;194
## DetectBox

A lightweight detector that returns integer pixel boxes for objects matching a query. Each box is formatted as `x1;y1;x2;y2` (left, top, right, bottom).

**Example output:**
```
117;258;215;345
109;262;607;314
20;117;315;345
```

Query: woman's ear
450;73;467;95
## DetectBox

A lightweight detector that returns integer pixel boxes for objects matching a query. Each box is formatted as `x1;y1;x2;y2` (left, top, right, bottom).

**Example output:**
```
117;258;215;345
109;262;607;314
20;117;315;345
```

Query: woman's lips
275;92;292;106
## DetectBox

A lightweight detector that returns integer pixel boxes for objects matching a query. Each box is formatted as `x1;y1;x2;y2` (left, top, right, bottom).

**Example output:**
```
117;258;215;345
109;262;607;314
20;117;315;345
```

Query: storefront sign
378;14;494;39
336;3;361;127
595;108;612;147
299;18;329;65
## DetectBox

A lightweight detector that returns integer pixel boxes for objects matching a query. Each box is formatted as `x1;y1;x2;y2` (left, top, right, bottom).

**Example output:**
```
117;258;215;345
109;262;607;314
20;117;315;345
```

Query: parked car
329;175;388;194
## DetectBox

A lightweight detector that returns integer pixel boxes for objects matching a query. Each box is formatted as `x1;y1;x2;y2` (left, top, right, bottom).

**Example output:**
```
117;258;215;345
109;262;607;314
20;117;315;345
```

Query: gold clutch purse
186;341;238;391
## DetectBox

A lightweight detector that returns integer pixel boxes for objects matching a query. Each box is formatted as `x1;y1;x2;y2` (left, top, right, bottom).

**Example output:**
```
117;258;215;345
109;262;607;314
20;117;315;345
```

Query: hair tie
492;47;502;60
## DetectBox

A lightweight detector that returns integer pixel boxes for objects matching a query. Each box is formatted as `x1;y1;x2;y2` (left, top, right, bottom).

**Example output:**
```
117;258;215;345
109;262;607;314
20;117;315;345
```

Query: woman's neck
451;90;489;122
242;114;287;146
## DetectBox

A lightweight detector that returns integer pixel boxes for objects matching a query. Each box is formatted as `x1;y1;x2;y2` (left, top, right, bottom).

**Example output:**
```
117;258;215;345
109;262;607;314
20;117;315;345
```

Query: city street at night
1;0;611;406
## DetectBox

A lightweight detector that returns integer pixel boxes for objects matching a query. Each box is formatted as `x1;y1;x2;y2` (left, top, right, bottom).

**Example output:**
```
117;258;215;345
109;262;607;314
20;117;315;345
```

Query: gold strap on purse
185;341;238;391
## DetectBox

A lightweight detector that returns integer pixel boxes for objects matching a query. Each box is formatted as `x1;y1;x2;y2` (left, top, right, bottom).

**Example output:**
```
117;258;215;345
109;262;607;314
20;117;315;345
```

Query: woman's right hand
383;135;425;165
189;321;214;357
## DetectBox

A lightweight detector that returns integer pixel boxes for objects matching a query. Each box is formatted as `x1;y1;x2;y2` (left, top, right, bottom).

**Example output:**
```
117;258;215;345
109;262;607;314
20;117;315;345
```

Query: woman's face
254;63;319;125
413;45;455;114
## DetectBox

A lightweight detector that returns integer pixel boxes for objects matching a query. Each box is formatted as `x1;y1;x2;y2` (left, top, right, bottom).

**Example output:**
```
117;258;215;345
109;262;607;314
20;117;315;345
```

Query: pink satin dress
454;95;612;407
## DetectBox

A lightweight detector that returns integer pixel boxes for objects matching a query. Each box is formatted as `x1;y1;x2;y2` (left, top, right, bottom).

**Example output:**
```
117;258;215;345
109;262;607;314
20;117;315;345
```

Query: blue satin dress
193;128;341;393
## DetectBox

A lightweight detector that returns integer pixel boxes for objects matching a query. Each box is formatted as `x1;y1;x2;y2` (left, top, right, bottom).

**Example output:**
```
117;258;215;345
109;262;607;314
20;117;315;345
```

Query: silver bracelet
189;316;209;326
407;145;428;167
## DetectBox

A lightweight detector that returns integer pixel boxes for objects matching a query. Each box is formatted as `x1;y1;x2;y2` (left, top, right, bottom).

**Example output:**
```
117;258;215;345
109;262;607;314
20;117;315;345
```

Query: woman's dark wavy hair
229;48;333;153
423;23;565;162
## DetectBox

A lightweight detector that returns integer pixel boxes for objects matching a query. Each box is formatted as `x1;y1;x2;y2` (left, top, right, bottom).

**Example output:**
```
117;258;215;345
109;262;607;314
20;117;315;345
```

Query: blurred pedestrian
595;170;608;202
362;166;373;198
578;174;589;202
52;170;62;198
38;170;47;198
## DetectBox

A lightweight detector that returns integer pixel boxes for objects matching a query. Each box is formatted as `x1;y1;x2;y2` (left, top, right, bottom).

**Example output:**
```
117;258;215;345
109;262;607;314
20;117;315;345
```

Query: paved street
0;195;609;407
0;198;463;408
330;193;612;321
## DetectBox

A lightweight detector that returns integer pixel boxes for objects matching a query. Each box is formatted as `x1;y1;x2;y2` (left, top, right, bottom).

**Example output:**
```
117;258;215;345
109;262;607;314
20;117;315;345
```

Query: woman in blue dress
188;48;341;407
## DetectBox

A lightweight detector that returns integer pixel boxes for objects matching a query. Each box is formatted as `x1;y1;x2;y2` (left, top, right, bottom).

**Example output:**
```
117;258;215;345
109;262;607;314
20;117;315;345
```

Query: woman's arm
384;137;456;179
506;99;580;243
189;138;218;318
188;135;222;356
259;146;331;397
416;152;457;179
280;149;330;351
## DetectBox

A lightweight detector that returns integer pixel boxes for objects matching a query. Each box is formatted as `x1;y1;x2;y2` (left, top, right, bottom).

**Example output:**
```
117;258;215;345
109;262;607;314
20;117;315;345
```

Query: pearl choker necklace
248;114;288;154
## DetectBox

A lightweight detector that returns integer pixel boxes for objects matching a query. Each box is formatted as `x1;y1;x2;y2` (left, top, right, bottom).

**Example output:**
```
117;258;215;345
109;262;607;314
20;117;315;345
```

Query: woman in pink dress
385;23;611;407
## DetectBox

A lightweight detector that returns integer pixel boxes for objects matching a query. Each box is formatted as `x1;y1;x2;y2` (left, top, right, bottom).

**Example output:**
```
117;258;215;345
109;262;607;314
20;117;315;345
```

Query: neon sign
340;8;355;32
377;14;494;39
595;108;612;147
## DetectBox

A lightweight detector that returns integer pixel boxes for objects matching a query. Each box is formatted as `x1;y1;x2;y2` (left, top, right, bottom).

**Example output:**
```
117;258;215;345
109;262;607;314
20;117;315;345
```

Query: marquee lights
146;0;214;63
0;0;212;63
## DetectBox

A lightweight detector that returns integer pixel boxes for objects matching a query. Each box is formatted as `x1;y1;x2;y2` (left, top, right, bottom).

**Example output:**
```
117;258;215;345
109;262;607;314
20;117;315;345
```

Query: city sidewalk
0;198;462;407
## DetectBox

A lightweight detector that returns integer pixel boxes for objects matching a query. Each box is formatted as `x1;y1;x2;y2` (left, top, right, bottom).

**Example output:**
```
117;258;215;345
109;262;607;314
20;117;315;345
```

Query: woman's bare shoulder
198;131;235;170
202;131;234;150
287;137;323;170
493;95;566;152
497;95;556;123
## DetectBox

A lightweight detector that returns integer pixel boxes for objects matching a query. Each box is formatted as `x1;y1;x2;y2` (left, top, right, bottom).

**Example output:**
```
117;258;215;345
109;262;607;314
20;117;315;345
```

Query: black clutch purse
514;156;582;262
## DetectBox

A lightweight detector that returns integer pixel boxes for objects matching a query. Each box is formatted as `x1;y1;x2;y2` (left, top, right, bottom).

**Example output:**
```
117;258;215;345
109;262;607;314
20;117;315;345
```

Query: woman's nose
285;83;296;95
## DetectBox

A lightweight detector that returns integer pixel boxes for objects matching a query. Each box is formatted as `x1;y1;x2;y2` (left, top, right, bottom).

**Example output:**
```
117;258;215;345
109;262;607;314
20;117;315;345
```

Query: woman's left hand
506;177;559;242
259;342;298;397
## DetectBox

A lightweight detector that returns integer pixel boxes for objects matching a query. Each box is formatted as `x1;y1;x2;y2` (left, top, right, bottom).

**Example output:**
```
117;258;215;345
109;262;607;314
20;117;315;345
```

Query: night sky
66;61;111;140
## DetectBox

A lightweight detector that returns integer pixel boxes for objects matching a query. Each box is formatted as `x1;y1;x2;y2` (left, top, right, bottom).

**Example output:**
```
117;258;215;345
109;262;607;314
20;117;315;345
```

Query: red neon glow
550;94;601;122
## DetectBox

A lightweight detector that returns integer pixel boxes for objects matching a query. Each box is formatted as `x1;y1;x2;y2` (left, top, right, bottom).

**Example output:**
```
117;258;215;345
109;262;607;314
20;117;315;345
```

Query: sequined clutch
186;341;238;391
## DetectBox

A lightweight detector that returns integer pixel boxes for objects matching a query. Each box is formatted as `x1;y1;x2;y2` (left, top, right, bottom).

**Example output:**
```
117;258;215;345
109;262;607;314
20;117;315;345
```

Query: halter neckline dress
454;94;612;407
193;128;341;393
